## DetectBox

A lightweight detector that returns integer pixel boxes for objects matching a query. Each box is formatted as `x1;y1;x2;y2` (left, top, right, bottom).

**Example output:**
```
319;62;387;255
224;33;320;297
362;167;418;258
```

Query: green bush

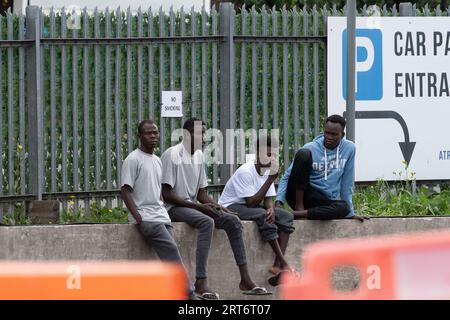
59;201;128;224
354;181;450;216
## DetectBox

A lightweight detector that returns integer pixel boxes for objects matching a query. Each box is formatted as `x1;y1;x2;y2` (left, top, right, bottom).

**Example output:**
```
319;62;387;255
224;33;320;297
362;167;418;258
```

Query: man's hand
221;206;234;214
266;207;275;223
274;200;283;209
352;215;370;222
134;213;143;225
198;203;221;219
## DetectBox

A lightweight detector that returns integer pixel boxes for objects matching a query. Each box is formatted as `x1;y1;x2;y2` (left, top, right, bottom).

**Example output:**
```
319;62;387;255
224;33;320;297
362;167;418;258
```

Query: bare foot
268;266;281;275
239;280;258;291
195;278;215;295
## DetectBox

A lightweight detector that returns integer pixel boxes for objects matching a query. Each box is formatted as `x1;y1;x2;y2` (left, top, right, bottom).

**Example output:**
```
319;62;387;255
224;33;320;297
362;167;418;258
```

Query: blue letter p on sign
342;29;383;101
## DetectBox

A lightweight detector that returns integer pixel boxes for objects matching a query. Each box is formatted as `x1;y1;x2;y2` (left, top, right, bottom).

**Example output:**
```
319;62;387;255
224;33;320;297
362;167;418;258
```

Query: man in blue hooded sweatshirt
275;114;368;222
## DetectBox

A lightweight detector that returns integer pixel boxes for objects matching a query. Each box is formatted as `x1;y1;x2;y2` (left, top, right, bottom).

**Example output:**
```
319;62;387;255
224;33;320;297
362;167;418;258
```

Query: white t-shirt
218;162;276;208
121;149;171;224
161;143;208;212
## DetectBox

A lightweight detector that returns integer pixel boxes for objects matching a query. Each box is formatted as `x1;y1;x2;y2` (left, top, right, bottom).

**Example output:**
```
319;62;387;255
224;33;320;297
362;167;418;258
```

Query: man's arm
274;163;293;207
160;149;214;216
263;197;275;223
162;184;218;218
197;188;216;204
244;173;278;208
161;183;195;209
120;185;142;224
120;157;143;224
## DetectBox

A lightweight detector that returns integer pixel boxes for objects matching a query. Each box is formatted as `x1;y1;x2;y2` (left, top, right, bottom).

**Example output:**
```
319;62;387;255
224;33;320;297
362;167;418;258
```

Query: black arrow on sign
343;110;416;167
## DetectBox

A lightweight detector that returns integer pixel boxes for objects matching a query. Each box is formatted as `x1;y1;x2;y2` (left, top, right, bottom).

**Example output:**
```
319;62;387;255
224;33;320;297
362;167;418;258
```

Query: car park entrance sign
328;17;450;181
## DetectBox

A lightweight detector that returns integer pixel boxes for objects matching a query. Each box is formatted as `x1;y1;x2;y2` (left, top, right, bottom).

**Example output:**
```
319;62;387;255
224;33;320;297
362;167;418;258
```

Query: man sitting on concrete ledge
275;114;368;223
161;118;271;300
120;119;198;300
219;134;296;287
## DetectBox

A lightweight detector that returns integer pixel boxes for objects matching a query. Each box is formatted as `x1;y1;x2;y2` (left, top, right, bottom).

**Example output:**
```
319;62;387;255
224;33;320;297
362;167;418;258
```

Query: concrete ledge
1;217;450;299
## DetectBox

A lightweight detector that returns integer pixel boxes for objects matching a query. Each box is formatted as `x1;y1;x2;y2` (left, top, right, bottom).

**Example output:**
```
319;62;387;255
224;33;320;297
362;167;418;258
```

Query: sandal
242;286;272;295
268;268;298;286
195;291;220;300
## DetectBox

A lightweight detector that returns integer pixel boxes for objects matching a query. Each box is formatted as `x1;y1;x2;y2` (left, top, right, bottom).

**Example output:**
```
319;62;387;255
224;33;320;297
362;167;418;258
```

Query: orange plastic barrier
0;261;187;300
281;229;450;300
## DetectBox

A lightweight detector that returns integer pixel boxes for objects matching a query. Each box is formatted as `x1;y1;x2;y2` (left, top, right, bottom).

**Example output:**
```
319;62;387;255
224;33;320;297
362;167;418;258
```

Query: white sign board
161;91;183;117
328;17;450;181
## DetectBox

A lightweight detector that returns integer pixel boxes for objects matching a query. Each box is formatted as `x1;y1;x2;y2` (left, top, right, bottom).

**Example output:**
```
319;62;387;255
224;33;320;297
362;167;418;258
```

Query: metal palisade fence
0;3;448;216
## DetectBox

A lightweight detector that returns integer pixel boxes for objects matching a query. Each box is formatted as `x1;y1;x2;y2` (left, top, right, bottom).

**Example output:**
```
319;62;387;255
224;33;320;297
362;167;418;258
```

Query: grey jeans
169;206;247;279
228;204;295;242
137;221;195;295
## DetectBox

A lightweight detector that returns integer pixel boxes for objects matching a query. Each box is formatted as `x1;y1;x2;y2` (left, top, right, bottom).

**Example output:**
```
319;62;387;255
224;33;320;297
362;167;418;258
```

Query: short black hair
138;119;156;134
325;114;346;130
183;117;206;131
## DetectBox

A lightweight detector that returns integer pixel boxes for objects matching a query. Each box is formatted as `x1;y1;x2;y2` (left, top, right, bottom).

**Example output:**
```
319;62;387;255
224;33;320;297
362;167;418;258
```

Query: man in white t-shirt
162;118;270;299
120;120;198;300
219;135;295;286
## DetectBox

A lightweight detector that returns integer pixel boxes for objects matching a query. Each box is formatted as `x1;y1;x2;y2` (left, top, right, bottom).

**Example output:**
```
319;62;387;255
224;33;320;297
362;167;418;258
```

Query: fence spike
391;4;398;16
425;3;430;16
322;4;328;16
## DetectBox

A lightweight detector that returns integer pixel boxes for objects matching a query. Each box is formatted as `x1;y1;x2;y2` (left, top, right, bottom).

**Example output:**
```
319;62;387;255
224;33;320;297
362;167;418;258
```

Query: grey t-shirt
121;149;171;224
161;143;208;212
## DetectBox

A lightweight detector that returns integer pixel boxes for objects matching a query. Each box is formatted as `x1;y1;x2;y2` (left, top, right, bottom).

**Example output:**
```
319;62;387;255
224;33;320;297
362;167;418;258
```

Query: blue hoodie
276;135;356;217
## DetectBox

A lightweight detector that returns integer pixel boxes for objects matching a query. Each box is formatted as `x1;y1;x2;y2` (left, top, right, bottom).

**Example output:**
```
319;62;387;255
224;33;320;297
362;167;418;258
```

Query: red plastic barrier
281;229;450;299
0;261;186;300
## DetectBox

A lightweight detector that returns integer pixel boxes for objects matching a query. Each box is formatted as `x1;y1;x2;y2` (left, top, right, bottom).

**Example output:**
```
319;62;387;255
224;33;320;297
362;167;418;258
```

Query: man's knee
221;214;243;233
197;215;215;231
275;208;294;223
252;208;270;225
335;201;350;218
294;148;312;165
274;208;295;233
275;208;293;221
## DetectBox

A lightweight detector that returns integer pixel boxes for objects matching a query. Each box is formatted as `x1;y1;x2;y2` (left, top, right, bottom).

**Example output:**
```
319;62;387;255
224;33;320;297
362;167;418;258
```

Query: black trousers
285;148;350;220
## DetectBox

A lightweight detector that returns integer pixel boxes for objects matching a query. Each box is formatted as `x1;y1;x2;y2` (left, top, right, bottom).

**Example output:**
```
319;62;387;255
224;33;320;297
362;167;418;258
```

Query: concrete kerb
1;217;450;299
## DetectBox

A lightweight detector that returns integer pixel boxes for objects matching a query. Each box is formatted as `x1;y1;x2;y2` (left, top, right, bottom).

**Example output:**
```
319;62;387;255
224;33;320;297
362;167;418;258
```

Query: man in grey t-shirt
162;118;270;299
121;119;198;300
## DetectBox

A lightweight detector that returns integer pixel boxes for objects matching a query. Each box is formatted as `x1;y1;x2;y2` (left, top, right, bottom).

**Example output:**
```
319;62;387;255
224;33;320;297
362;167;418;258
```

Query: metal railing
0;3;448;218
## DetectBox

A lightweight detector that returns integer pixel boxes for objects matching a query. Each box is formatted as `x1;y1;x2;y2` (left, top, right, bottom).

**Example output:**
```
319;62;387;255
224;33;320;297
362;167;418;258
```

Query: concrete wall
1;217;450;299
